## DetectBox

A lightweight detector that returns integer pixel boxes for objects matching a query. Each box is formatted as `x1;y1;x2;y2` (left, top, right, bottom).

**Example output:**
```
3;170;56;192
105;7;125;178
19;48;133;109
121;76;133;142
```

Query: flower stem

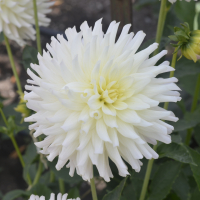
59;179;65;194
90;177;98;200
3;33;23;93
50;171;55;183
0;108;8;127
153;0;168;56
10;134;33;186
185;73;200;145
33;159;43;185
139;48;178;200
33;0;42;54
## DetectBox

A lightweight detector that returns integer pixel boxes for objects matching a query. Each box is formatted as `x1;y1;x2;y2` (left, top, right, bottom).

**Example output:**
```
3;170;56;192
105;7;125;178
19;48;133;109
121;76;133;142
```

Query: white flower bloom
0;0;53;46
168;0;196;3
25;19;181;182
29;193;80;200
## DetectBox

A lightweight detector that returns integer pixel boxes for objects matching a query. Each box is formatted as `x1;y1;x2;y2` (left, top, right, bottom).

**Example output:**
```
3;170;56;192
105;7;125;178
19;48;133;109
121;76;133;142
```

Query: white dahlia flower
0;0;53;46
29;193;80;200
25;19;181;182
168;0;196;3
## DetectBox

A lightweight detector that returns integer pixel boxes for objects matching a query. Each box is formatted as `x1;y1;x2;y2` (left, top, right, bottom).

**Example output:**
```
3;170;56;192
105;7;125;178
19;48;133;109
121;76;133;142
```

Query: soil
0;0;157;199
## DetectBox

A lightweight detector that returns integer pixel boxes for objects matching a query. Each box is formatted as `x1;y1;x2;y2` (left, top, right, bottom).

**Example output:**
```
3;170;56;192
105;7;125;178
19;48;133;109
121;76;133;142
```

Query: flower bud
181;30;200;62
169;23;200;62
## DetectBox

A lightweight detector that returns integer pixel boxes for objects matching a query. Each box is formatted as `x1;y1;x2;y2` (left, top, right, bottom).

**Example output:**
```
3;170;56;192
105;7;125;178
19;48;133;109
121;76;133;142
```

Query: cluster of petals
0;0;53;46
25;19;181;182
168;0;196;3
29;193;80;200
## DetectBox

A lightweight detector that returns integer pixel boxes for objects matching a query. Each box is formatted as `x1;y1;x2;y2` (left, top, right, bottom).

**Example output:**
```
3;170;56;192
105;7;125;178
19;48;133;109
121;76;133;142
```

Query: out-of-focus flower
169;22;200;62
29;193;80;200
0;0;54;46
15;92;31;123
25;19;181;182
168;0;197;3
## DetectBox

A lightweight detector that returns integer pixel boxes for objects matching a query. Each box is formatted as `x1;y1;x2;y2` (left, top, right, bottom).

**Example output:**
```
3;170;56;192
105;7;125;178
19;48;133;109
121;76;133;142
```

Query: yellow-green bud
15;92;30;123
181;30;200;62
169;23;200;62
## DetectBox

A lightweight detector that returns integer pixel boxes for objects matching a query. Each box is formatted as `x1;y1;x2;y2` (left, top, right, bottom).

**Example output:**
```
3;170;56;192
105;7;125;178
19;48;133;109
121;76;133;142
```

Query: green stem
0;108;32;185
50;171;55;183
3;33;22;93
33;159;43;185
10;135;25;167
59;179;65;194
90;177;98;200
0;108;8;127
153;0;168;56
139;49;178;200
185;73;200;145
10;134;32;185
33;0;42;54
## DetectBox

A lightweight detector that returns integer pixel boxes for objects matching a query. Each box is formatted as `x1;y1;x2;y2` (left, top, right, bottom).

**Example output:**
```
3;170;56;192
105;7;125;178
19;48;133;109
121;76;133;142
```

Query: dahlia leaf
172;106;200;132
148;161;182;200
22;46;38;71
2;190;29;200
157;142;197;165
174;1;195;30
191;187;200;200
188;148;200;191
172;172;191;200
103;177;128;200
67;187;80;199
48;159;82;184
175;57;200;78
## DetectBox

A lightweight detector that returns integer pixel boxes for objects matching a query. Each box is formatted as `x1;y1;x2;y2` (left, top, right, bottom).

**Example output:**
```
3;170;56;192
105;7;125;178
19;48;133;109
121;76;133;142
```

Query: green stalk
0;108;8;127
153;0;168;56
33;159;43;185
90;177;98;200
139;49;178;200
0;108;32;185
59;179;65;194
50;171;55;183
33;0;42;54
3;33;23;93
185;73;200;145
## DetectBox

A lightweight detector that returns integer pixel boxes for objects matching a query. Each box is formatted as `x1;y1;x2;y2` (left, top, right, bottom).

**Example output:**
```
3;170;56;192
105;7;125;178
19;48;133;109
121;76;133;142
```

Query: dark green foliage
148;161;182;200
103;177;128;200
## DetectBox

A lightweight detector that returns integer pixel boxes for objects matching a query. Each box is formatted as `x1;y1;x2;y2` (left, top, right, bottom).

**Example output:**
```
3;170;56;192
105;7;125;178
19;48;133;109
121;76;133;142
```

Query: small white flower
29;193;80;200
0;0;54;46
25;19;181;182
168;0;197;3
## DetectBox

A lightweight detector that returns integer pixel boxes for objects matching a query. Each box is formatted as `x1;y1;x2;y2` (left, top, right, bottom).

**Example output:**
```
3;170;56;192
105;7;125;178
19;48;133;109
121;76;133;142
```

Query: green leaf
123;178;143;200
23;142;38;165
172;172;190;200
0;126;8;135
67;187;80;199
2;190;29;200
157;142;197;165
191;187;200;200
0;32;4;43
194;124;200;146
175;58;200;78
148;161;182;200
48;159;82;184
169;35;179;42
187;148;200;191
174;1;196;30
22;45;38;70
29;183;52;199
103;177;128;200
171;106;200;132
171;133;182;144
